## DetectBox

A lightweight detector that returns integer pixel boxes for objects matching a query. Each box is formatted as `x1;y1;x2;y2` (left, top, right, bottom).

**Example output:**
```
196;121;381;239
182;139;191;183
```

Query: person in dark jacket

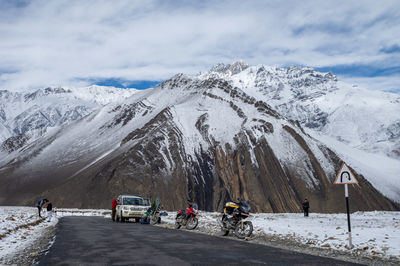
111;198;118;221
36;199;47;218
302;199;310;217
43;199;53;222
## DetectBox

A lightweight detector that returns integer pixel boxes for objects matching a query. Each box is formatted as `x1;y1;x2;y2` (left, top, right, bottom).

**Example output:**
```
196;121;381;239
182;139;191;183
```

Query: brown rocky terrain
28;111;398;213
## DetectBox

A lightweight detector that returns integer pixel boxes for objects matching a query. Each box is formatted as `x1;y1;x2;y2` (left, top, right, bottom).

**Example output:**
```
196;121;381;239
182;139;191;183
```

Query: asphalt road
38;217;359;265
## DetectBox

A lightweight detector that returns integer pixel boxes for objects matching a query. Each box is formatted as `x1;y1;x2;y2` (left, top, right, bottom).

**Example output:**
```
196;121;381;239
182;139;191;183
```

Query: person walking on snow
36;198;46;218
302;199;310;217
111;198;118;221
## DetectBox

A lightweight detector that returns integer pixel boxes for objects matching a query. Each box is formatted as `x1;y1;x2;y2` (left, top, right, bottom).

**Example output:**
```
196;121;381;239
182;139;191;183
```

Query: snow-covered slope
199;62;400;202
0;86;137;143
201;62;400;159
309;132;400;205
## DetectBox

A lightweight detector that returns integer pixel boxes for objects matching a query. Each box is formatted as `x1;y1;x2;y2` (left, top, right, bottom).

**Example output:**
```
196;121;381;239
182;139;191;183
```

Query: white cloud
0;0;399;91
341;76;400;93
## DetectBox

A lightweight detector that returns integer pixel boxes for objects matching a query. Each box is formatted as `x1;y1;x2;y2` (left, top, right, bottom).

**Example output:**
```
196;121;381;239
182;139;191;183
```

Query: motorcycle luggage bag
224;202;239;215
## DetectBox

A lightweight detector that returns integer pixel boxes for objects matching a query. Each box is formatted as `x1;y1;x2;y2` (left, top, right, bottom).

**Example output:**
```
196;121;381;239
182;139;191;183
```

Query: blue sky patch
316;65;400;77
292;23;352;36
384;88;400;93
89;78;162;90
380;44;400;54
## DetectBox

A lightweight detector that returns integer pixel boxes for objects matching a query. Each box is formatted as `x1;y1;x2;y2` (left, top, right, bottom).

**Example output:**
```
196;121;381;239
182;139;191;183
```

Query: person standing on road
302;199;310;217
111;198;118;221
36;198;46;218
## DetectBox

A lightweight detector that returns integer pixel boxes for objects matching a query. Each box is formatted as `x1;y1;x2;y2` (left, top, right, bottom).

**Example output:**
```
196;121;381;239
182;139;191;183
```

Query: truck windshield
143;198;150;206
123;197;143;205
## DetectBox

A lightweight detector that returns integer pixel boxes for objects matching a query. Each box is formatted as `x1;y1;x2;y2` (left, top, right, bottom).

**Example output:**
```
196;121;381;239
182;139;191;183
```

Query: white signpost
333;162;359;248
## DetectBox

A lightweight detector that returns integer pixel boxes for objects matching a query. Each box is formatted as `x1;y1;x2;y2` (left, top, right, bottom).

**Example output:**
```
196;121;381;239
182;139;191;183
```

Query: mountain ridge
0;63;399;211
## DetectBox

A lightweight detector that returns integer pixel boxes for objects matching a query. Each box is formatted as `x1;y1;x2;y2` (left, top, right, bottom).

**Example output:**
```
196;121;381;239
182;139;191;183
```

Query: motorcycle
218;200;253;239
150;200;162;225
175;203;199;230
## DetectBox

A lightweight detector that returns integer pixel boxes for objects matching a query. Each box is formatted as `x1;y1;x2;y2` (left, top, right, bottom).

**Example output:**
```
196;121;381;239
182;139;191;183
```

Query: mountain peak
229;60;249;74
209;60;249;75
285;66;337;80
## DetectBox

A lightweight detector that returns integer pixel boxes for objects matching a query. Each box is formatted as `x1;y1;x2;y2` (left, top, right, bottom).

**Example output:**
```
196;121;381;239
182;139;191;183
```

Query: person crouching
36;198;46;218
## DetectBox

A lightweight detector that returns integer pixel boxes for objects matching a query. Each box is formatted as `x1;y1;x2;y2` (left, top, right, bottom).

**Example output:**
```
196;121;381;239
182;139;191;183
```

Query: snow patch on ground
0;207;57;263
0;207;110;264
160;210;400;261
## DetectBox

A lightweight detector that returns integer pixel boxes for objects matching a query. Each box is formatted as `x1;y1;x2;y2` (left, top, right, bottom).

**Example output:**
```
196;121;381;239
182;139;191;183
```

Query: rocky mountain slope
0;70;397;212
200;62;400;202
202;61;400;159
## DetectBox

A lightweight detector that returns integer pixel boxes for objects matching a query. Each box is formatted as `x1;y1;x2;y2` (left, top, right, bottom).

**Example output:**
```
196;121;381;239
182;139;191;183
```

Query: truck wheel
135;218;140;223
120;213;124;222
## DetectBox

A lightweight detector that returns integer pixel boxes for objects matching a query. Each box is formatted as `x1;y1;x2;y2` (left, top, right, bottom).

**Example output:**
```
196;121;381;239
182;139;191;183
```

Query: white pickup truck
115;195;150;222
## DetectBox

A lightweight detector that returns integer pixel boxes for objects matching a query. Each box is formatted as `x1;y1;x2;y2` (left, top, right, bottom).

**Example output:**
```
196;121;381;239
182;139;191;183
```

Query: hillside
0;70;397;212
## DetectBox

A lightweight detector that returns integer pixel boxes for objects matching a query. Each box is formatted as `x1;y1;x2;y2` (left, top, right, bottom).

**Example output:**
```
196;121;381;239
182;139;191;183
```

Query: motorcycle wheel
234;221;253;239
186;217;198;230
150;215;159;225
175;220;181;229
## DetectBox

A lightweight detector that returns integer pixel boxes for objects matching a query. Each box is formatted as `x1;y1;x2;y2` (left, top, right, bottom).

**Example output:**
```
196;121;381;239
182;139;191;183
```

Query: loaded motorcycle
150;199;162;225
175;203;199;230
218;200;253;239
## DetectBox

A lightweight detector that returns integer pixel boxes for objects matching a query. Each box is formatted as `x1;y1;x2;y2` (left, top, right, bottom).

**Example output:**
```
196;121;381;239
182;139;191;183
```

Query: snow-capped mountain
202;61;400;159
0;69;397;212
200;62;400;202
0;86;137;152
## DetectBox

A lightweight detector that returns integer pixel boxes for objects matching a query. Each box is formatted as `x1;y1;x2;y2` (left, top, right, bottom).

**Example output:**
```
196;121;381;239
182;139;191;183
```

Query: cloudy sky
0;0;399;91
